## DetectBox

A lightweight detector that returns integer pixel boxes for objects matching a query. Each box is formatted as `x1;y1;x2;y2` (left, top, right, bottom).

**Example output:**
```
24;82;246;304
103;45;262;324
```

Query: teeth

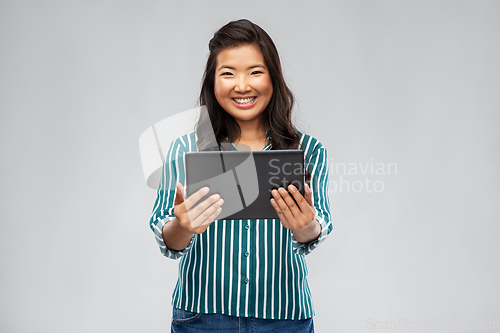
233;97;256;104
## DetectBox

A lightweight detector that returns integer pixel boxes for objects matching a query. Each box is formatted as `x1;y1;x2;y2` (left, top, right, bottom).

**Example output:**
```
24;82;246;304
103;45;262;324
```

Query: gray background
1;1;498;332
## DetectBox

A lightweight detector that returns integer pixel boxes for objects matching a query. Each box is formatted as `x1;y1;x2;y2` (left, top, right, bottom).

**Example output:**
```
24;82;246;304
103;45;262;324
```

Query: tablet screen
185;150;304;220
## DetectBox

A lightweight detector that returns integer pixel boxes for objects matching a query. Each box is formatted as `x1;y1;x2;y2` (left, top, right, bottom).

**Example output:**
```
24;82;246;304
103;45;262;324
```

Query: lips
233;97;256;104
232;96;258;109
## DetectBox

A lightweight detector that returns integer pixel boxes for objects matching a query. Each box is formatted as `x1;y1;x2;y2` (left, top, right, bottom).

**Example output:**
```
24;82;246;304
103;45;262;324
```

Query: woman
150;19;333;333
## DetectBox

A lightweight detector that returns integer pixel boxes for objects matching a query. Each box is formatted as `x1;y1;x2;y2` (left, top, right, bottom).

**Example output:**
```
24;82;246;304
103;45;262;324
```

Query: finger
190;200;224;228
187;194;223;225
190;203;223;234
277;187;301;216
184;186;210;211
198;202;223;227
270;197;290;226
287;184;312;215
304;183;313;206
304;183;316;216
271;188;297;222
174;182;185;205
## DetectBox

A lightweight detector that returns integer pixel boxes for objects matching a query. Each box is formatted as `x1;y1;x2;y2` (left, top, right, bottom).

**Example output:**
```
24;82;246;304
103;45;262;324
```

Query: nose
234;75;251;93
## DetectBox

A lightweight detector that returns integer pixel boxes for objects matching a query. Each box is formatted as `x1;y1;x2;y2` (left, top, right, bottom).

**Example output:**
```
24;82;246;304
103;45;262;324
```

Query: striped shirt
149;130;333;320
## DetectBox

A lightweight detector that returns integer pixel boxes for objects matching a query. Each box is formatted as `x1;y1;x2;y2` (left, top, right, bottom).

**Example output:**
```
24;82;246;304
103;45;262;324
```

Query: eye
251;71;263;75
221;72;233;76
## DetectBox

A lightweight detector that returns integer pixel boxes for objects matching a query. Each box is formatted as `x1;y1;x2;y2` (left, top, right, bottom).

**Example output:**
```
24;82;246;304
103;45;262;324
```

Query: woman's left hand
270;183;316;231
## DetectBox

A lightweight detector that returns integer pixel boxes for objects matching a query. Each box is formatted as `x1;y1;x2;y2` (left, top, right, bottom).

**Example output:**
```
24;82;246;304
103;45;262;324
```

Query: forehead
216;44;265;67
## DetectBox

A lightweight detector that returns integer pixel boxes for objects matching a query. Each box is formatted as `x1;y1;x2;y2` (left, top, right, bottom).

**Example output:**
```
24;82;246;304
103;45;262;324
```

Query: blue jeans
171;307;314;333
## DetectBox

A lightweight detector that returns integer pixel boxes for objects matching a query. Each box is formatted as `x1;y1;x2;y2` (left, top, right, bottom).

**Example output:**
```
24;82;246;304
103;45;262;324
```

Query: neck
235;120;269;143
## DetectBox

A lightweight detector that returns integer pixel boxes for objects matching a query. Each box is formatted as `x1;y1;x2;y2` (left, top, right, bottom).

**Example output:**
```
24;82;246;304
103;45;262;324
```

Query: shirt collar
222;129;272;151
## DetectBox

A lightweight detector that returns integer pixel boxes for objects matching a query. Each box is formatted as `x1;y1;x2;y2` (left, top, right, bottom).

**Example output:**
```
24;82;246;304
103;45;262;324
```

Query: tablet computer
185;149;304;220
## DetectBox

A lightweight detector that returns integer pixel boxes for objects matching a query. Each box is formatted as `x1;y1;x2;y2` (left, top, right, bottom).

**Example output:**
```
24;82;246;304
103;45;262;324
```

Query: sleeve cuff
152;216;195;259
290;212;331;256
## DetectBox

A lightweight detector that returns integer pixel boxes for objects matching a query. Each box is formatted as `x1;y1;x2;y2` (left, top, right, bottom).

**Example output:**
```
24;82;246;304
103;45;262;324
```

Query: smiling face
214;44;273;129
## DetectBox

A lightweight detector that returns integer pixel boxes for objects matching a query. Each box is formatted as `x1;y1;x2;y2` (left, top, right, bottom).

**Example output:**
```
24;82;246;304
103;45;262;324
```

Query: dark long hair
195;19;311;181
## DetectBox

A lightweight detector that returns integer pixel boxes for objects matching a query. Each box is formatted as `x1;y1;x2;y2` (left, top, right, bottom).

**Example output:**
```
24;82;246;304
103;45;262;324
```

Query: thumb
174;182;185;205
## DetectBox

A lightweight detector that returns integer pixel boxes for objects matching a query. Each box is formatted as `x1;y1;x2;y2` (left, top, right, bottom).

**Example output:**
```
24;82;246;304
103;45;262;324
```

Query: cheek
263;84;273;100
267;85;274;98
259;78;273;97
214;80;230;98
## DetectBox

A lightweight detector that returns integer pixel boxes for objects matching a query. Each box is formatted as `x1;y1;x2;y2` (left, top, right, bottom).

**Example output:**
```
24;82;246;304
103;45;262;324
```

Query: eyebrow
217;65;266;72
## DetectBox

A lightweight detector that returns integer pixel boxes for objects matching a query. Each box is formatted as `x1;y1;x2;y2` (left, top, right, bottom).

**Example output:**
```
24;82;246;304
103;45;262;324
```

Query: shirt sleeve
291;141;333;255
149;137;195;259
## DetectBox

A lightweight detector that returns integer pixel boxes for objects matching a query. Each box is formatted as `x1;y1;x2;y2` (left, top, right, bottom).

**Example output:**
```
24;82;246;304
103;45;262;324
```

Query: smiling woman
149;19;333;333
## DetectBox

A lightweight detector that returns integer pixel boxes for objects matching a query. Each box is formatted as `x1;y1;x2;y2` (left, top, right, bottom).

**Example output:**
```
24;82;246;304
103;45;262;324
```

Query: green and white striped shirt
149;130;332;320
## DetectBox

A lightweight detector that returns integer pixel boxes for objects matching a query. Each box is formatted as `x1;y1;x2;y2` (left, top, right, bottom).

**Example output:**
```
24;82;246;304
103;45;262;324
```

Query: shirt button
245;225;250;230
244;251;249;257
244;278;249;284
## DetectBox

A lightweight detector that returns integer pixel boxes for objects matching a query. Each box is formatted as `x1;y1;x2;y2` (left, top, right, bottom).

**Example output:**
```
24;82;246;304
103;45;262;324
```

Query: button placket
242;222;250;285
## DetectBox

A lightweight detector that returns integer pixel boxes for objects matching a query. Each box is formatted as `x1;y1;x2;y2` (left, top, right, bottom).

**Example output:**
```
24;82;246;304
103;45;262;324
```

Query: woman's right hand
173;182;224;234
